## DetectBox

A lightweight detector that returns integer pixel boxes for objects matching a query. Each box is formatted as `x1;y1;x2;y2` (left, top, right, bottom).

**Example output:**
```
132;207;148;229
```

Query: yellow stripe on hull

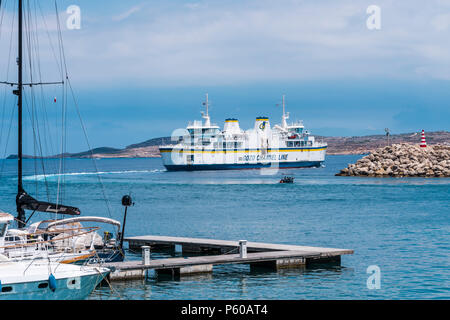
160;148;327;154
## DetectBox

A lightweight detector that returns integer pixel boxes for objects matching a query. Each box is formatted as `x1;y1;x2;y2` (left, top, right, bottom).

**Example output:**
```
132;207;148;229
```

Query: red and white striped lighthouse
420;130;427;148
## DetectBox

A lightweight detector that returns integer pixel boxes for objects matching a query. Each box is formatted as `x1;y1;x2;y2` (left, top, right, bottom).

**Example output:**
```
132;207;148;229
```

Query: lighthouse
420;130;427;148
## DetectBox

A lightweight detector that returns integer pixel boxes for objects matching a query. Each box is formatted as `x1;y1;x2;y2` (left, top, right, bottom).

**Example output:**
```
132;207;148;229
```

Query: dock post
239;240;247;258
142;246;151;265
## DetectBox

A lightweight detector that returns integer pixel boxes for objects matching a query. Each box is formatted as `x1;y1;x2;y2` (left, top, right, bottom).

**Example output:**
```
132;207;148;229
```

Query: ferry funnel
254;117;271;133
224;118;242;134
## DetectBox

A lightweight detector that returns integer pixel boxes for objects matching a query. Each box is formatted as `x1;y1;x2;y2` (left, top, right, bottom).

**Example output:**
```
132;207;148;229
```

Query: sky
0;0;449;155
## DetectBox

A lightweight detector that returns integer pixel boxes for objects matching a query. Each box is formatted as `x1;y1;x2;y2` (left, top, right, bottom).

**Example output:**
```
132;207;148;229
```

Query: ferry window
295;141;300;147
0;223;6;237
223;142;226;149
287;141;293;147
296;128;303;134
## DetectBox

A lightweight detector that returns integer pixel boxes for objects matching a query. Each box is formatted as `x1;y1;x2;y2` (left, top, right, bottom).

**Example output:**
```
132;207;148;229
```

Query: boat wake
23;169;163;181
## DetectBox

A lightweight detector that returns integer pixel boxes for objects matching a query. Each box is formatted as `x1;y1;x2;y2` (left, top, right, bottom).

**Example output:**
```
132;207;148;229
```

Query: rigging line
54;0;66;211
56;82;65;214
22;90;51;201
54;1;67;81
41;93;56;165
0;99;16;182
36;5;59;210
37;0;63;78
0;0;6;41
54;2;106;215
23;0;38;196
57;70;67;208
56;0;66;202
24;0;41;199
0;0;15;149
27;0;51;201
29;0;49;191
61;77;68;204
0;2;15;195
67;78;114;219
55;2;114;218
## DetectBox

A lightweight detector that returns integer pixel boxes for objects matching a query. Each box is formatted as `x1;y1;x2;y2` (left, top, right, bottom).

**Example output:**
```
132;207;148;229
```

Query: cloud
1;0;450;85
112;5;143;22
431;13;450;31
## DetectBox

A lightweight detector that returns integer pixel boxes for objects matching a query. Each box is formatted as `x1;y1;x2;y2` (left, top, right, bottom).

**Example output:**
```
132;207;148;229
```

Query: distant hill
316;130;450;155
7;147;122;159
7;131;449;159
65;147;123;158
125;137;175;149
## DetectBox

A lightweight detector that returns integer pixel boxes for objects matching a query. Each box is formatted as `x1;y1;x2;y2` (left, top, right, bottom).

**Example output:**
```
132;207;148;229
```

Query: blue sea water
0;155;448;300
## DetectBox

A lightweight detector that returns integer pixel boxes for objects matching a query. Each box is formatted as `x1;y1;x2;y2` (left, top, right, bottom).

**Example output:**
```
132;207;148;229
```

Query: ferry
159;95;327;171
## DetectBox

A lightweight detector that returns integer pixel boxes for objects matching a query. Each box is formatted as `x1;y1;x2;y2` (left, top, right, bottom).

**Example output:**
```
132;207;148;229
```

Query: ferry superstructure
159;95;327;171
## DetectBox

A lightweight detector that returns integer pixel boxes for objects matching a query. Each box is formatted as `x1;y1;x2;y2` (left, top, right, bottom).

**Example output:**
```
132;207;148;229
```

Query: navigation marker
420;130;427;148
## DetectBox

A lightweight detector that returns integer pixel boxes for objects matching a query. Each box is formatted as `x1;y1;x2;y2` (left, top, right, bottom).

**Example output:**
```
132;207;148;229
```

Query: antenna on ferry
281;95;289;129
201;93;211;126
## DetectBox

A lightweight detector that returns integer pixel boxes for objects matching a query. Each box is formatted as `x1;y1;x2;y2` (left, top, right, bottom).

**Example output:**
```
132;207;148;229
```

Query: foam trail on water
23;169;163;181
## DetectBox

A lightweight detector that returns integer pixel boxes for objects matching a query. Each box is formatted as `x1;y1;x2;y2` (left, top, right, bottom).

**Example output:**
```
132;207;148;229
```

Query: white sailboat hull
0;258;109;300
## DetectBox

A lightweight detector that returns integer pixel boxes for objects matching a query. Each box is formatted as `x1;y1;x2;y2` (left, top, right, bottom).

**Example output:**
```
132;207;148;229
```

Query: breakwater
336;144;450;177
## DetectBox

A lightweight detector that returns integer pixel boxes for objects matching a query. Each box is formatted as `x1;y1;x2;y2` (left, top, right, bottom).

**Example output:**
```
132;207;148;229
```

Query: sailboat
1;211;110;300
0;1;125;264
0;0;114;300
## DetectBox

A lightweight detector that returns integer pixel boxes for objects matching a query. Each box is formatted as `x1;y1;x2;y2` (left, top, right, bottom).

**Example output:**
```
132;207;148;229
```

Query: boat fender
0;280;2;292
48;274;57;292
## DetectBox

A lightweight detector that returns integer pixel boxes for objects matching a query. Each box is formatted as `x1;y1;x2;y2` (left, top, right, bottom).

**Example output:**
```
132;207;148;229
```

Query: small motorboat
279;176;294;183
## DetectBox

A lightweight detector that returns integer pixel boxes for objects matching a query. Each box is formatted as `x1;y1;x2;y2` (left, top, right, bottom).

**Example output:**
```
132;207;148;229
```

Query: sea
0;155;448;300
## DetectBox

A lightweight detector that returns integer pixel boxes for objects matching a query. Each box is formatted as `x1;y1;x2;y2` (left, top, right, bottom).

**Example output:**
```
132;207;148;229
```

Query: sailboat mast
16;0;25;228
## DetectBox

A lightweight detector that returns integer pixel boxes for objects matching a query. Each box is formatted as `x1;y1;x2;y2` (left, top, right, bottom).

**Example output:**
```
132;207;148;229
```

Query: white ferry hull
160;146;327;171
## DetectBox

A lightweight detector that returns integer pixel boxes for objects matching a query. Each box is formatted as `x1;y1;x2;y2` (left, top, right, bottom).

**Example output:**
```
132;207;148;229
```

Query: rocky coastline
336;143;450;177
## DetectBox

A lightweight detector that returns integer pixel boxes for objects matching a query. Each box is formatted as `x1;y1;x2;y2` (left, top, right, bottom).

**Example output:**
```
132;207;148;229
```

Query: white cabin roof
0;212;14;223
287;120;304;129
187;120;220;130
46;216;121;229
